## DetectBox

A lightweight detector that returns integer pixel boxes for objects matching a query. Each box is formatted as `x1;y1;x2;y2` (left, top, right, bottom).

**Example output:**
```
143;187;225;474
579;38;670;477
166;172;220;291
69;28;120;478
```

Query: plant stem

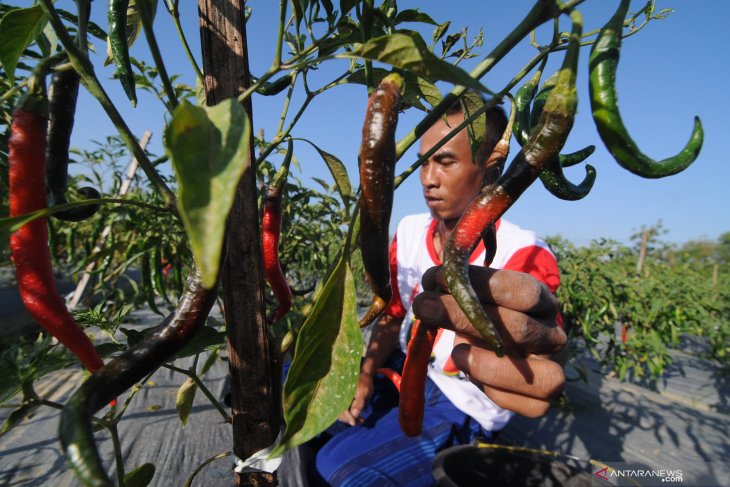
274;0;287;68
255;94;313;166
164;364;232;423
108;423;126;485
276;71;299;135
38;0;176;206
168;2;203;82
139;0;179;110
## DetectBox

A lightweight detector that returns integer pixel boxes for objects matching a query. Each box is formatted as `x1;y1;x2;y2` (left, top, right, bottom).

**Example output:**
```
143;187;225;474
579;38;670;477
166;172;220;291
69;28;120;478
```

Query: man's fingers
481;385;554;418
422;265;558;316
451;344;565;401
413;292;566;356
338;409;358;426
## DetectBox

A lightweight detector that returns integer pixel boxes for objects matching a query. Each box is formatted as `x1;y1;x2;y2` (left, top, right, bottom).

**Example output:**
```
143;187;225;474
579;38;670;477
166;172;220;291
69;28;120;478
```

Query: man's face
419;112;485;225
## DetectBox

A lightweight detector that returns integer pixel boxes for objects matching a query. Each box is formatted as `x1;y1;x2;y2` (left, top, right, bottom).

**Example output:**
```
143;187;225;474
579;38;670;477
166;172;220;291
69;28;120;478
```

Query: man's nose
420;162;438;188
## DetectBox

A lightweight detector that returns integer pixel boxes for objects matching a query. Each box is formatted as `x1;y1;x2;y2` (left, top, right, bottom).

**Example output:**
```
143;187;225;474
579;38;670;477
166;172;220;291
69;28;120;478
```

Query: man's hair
446;95;509;182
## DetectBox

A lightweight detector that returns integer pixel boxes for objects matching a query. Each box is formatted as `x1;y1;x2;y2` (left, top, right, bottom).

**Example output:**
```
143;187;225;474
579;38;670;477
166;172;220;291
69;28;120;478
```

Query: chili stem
138;0;179;110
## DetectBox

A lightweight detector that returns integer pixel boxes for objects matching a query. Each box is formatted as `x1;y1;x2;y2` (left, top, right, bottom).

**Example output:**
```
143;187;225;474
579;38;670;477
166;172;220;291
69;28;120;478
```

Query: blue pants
310;352;488;487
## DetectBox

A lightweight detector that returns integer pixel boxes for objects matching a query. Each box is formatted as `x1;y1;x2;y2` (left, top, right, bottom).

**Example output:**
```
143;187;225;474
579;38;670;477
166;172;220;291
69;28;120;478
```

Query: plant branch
107;423;126;485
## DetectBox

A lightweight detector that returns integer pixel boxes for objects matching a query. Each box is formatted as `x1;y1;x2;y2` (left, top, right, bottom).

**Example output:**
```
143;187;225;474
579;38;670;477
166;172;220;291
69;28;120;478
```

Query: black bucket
432;444;605;487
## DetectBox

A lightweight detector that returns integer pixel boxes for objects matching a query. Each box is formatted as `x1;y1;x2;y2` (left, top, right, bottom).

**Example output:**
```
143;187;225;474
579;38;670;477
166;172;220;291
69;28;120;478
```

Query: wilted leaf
176;378;197;427
0;5;46;82
166;99;251;288
338;32;487;92
271;253;361;457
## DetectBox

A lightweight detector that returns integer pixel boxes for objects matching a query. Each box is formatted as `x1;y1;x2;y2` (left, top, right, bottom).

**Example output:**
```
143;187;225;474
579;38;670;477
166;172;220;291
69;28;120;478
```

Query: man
313;102;567;486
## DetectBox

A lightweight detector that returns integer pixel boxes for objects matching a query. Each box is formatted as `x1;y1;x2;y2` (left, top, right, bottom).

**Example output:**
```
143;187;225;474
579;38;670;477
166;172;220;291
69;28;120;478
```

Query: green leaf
0;5;46;83
0;403;40;438
123;463;156;487
432;21;451;43
337;32;487;92
460;91;487;163
394;9;437;26
297;138;352;200
176;378;197;427
166;99;251;289
271;254;361;457
104;0;155;66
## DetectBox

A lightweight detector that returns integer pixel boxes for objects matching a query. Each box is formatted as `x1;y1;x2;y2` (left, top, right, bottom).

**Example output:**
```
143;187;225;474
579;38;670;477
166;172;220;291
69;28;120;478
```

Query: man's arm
339;313;404;425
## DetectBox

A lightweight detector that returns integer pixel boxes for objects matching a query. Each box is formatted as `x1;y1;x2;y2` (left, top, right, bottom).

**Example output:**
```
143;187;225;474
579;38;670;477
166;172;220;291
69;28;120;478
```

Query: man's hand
412;265;567;418
338;372;374;426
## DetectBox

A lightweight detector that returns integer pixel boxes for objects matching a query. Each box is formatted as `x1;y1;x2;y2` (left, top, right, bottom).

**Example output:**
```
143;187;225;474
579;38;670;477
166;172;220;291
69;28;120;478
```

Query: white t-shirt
384;213;560;431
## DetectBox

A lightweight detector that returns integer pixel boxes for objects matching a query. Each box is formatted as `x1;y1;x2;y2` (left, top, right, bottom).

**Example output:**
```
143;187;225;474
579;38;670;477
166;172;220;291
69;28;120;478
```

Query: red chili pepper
262;140;293;323
376;367;401;392
8;78;104;373
398;319;437;437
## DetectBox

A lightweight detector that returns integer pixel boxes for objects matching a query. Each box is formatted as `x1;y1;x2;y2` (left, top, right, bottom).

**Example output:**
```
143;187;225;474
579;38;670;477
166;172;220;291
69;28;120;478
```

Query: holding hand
412;266;567;418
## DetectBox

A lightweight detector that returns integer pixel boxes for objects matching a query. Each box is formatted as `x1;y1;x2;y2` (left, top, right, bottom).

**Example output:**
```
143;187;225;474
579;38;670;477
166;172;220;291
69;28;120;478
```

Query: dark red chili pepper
589;0;703;178
59;269;217;486
398;319;437;437
8;76;104;373
376;367;401;392
47;68;101;222
443;9;583;356
358;73;403;328
263;139;293;324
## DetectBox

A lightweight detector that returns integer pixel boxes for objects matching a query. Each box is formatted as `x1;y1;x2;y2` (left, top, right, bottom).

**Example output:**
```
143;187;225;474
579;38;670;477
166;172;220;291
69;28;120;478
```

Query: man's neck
432;218;459;260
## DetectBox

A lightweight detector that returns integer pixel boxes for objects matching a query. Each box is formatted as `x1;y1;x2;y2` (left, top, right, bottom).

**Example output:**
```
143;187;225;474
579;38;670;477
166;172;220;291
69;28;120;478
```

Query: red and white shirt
384;213;560;431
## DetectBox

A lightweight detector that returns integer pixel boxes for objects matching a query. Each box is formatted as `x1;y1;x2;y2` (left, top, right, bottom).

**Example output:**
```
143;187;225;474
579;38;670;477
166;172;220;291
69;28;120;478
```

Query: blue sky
64;0;730;246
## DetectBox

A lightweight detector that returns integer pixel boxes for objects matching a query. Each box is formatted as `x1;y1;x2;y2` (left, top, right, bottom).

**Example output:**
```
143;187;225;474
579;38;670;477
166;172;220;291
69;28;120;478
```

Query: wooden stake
197;2;281;485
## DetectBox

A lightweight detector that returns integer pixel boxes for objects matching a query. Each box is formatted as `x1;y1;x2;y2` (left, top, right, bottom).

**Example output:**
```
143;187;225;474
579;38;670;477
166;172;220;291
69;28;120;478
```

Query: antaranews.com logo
594;466;683;483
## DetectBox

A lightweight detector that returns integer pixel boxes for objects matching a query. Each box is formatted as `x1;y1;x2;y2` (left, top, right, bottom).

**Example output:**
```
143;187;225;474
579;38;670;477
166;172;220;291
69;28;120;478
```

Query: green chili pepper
589;0;703;178
108;0;137;106
47;69;101;221
255;73;295;96
525;68;595;200
443;9;584;355
358;73;403;328
59;270;217;487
